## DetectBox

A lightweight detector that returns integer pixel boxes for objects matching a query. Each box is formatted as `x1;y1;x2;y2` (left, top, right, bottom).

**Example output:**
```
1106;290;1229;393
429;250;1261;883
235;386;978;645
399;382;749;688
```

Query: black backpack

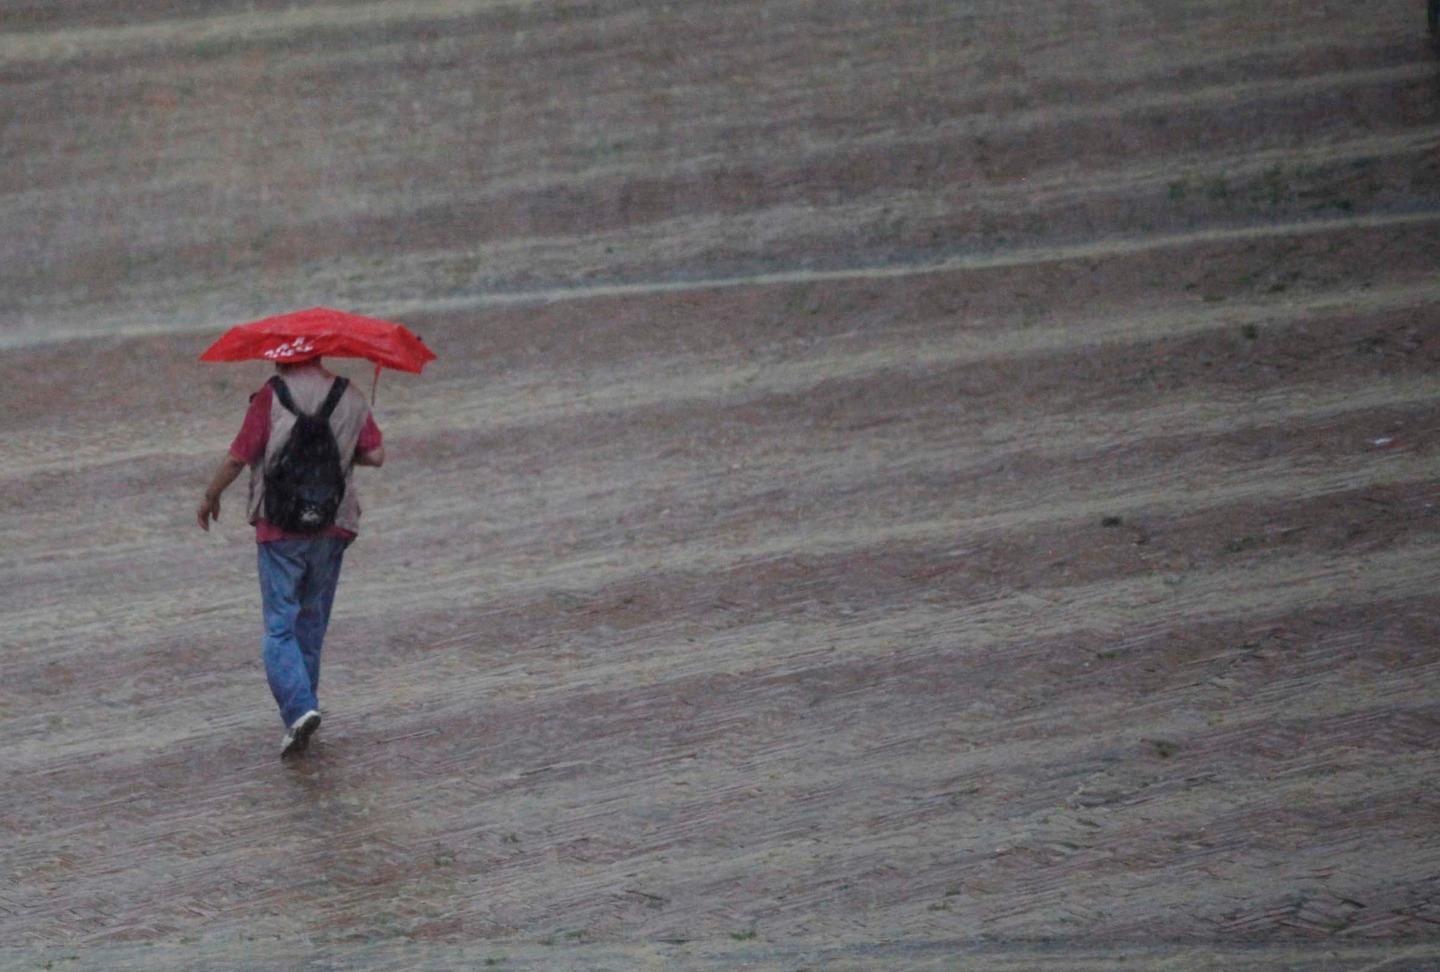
263;376;350;533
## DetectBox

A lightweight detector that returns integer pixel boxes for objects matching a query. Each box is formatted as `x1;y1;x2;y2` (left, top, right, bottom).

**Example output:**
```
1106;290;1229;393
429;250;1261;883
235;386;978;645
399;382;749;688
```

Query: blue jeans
257;537;348;727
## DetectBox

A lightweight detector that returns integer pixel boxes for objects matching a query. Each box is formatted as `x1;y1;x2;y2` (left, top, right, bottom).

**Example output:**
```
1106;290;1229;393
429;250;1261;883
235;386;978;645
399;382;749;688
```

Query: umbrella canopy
199;307;436;374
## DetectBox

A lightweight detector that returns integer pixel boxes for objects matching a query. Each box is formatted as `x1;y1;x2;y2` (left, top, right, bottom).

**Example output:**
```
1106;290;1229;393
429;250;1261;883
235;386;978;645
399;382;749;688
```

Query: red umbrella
200;306;435;399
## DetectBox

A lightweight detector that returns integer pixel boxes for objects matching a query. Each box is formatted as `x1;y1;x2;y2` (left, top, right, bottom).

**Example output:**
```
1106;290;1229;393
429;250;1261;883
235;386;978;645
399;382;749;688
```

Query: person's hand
197;493;220;531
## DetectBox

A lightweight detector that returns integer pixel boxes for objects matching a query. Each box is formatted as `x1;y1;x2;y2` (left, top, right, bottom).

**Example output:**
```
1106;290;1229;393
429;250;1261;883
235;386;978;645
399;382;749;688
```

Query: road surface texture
3;1;1440;969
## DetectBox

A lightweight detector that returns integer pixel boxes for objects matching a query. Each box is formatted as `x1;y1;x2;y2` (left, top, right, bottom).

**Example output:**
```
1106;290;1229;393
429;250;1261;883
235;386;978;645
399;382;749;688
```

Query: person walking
196;307;433;757
197;355;385;758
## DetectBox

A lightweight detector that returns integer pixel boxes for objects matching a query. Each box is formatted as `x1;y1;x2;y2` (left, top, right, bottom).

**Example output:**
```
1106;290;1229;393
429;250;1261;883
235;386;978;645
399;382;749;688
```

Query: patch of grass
1167;179;1187;201
1240;323;1260;341
577;137;633;162
1151;739;1179;759
1258;165;1289;207
730;928;759;941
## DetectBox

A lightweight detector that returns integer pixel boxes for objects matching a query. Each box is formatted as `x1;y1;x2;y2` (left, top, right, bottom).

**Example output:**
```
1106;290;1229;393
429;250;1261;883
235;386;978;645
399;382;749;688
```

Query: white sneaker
280;709;322;758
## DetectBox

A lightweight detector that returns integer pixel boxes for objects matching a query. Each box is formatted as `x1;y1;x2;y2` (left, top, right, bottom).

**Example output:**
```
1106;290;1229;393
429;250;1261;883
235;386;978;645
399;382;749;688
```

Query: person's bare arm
197;455;246;531
355;445;385;468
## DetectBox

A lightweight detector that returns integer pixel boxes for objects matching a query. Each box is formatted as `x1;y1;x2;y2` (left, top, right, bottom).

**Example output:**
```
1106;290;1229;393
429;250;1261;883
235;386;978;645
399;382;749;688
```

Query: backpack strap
267;375;349;418
268;375;300;415
318;377;350;420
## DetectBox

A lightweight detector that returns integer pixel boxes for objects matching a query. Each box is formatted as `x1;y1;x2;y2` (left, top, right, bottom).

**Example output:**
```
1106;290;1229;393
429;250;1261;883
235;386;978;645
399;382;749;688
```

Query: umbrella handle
371;362;381;405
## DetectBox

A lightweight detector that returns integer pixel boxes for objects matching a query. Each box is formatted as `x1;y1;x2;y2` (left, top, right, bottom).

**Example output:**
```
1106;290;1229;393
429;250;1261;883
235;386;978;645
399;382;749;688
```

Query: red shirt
229;382;383;543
